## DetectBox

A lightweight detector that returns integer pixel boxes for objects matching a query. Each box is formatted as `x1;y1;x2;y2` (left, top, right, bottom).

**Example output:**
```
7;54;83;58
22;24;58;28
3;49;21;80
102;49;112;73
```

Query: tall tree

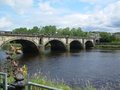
28;26;40;34
41;25;57;35
99;32;112;42
13;28;28;33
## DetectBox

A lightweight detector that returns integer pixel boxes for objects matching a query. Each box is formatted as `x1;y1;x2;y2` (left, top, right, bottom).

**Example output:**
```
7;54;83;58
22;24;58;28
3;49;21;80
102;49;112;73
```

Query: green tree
40;25;57;35
100;32;112;42
76;27;84;37
60;27;70;36
13;27;28;34
70;27;84;37
28;26;40;34
12;26;89;38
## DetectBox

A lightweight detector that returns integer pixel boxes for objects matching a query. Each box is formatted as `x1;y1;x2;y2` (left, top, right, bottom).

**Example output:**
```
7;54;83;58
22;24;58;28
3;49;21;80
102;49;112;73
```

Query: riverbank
8;74;96;90
95;43;120;49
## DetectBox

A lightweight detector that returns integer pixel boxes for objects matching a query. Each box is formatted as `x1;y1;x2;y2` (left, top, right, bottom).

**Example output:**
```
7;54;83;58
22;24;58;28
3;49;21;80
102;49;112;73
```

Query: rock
16;50;22;54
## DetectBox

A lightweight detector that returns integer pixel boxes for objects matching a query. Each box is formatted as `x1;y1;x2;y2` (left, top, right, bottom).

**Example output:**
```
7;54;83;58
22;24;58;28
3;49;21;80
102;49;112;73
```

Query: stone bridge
0;32;96;54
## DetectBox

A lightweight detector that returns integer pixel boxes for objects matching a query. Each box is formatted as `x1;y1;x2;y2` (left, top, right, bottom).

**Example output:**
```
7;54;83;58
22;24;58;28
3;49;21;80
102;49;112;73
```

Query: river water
1;49;120;89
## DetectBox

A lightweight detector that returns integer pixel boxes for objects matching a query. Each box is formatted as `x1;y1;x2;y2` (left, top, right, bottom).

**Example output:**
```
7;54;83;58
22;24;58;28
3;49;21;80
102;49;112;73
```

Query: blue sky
0;0;120;32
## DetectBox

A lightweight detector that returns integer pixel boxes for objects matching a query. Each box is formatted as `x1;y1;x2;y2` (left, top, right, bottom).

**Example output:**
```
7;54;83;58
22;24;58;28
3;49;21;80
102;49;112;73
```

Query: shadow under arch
45;40;66;52
70;40;83;52
85;41;94;49
2;39;39;54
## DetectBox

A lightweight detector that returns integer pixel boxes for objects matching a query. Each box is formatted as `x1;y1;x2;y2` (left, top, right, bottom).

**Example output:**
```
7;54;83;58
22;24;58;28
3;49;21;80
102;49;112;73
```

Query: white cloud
5;0;33;14
56;14;90;27
79;0;97;4
0;17;13;30
58;0;120;32
88;1;120;32
39;2;56;15
38;1;69;15
79;0;119;12
79;0;117;4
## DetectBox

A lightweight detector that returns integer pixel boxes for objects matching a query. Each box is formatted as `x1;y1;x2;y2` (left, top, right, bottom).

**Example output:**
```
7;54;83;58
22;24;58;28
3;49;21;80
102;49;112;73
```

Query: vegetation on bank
95;42;120;50
8;72;117;90
7;73;96;90
30;75;96;90
95;32;120;49
95;45;120;49
1;42;21;50
30;75;71;90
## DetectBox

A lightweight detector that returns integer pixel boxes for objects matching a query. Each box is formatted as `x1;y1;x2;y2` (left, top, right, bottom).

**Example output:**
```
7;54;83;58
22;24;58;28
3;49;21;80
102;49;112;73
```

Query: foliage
13;27;28;34
99;32;112;42
111;37;120;43
7;73;96;90
22;65;28;77
30;74;96;90
40;25;57;35
95;45;120;49
1;42;11;50
12;26;90;37
70;27;84;37
28;26;40;34
30;77;71;90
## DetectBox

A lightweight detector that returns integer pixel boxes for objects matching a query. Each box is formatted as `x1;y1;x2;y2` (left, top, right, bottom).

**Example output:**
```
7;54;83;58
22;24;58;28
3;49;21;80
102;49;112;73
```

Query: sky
0;0;120;32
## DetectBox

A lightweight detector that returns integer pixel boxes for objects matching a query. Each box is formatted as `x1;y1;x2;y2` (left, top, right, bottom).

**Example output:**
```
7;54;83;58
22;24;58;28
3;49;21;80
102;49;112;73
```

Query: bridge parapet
0;31;95;39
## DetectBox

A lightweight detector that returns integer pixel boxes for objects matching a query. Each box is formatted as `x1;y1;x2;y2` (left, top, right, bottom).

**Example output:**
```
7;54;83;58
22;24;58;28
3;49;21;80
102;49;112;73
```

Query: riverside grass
7;74;96;90
8;73;120;90
95;44;120;49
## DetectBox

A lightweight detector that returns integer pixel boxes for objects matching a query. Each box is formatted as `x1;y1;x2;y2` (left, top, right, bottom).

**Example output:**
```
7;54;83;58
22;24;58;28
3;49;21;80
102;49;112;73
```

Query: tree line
99;32;120;43
12;26;90;37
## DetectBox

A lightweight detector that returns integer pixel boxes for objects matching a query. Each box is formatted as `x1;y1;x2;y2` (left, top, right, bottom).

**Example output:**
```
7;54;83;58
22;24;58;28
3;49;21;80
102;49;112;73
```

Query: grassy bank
95;45;120;49
7;74;96;90
30;76;71;90
95;42;120;49
20;75;120;90
30;76;96;90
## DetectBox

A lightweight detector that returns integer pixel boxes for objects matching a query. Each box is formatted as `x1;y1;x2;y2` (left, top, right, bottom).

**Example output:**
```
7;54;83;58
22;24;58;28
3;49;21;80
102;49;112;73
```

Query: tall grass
30;75;71;90
7;73;96;90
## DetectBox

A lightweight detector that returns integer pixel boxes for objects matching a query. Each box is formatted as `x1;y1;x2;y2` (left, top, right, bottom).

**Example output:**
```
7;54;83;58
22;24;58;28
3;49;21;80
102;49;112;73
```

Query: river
1;49;120;89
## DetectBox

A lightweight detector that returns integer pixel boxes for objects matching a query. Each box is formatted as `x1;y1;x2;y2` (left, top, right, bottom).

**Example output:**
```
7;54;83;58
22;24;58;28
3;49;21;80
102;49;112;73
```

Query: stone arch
1;39;39;54
85;41;94;49
45;39;66;52
70;40;83;51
